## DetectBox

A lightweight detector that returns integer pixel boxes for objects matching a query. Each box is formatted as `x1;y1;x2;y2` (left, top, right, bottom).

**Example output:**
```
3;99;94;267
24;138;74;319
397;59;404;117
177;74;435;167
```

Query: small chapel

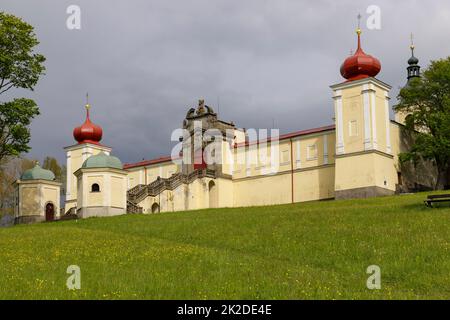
14;27;436;223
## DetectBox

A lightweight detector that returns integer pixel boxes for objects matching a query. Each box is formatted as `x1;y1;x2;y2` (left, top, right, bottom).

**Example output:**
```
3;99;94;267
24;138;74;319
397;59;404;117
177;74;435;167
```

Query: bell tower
395;35;421;125
406;34;421;83
64;97;111;213
332;26;397;199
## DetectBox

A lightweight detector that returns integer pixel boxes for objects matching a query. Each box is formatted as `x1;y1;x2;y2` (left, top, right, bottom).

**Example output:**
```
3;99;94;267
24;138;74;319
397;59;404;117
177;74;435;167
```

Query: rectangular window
281;150;290;164
307;144;317;160
296;141;301;162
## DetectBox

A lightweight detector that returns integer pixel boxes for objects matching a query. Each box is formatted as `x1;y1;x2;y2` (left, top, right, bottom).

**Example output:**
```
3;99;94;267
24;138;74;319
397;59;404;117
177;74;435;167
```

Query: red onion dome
73;103;103;144
340;28;381;81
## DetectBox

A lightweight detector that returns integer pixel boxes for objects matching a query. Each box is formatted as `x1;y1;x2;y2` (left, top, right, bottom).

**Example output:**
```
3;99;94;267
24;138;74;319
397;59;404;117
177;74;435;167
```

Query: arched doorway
45;203;55;221
151;202;160;213
208;180;218;208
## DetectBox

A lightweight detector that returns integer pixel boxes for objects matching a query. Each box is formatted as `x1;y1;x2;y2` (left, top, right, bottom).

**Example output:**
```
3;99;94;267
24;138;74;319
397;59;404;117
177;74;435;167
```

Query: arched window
91;183;100;192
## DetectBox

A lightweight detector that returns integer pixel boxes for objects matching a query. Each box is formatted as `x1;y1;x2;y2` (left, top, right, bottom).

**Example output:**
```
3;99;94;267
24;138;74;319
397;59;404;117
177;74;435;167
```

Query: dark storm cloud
1;0;449;164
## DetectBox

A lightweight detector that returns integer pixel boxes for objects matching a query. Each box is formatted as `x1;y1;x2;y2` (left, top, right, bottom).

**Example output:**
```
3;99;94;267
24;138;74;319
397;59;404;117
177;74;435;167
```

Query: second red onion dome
340;29;381;81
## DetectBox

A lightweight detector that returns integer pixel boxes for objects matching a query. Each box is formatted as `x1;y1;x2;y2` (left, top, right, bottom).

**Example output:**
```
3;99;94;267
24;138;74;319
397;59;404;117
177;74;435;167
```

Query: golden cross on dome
410;33;415;50
85;92;90;110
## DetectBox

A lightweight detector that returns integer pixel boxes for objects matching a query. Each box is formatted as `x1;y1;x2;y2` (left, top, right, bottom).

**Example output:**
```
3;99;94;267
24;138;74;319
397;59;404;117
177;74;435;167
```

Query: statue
186;108;195;119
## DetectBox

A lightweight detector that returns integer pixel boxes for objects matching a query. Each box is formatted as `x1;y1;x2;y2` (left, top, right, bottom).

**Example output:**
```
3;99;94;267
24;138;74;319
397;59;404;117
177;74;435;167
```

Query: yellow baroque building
15;29;436;223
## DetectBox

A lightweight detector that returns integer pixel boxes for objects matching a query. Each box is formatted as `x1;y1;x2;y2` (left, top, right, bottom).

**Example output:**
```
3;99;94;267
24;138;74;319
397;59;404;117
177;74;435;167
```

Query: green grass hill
0;192;449;299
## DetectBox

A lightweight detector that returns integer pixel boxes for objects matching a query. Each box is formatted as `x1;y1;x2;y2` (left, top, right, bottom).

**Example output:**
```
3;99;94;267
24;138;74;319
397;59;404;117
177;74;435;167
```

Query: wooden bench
424;194;450;207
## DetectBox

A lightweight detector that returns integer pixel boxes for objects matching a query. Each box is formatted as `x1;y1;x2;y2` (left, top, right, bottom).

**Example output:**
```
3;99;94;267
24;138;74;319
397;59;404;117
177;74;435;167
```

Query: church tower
406;35;421;83
395;35;421;124
64;99;111;213
331;26;397;199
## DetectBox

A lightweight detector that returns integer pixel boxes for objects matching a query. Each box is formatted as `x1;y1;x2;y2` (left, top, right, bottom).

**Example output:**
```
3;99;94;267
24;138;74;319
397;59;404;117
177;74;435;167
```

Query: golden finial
85;92;91;110
356;13;362;35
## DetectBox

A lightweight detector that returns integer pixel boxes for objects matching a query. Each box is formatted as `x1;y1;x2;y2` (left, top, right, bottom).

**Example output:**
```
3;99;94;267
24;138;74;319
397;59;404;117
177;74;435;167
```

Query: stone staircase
126;169;216;213
127;200;143;214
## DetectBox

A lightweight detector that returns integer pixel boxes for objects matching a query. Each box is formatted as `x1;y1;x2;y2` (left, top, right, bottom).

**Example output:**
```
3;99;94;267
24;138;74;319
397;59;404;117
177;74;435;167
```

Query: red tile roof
124;156;172;169
234;124;335;148
279;124;335;140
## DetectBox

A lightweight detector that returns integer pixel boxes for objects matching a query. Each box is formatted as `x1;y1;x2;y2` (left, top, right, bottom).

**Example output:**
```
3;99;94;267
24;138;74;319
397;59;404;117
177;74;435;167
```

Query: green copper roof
82;152;123;169
21;164;56;181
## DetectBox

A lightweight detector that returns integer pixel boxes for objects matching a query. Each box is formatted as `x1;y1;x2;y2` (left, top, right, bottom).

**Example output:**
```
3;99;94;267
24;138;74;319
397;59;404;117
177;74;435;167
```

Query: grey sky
1;0;450;165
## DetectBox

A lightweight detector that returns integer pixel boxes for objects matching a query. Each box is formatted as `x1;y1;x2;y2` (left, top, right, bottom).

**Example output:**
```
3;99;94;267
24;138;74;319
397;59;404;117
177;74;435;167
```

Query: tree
60;164;67;195
19;157;36;174
0;162;16;213
42;157;66;196
0;12;45;164
394;57;450;190
42;156;62;181
0;156;36;216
